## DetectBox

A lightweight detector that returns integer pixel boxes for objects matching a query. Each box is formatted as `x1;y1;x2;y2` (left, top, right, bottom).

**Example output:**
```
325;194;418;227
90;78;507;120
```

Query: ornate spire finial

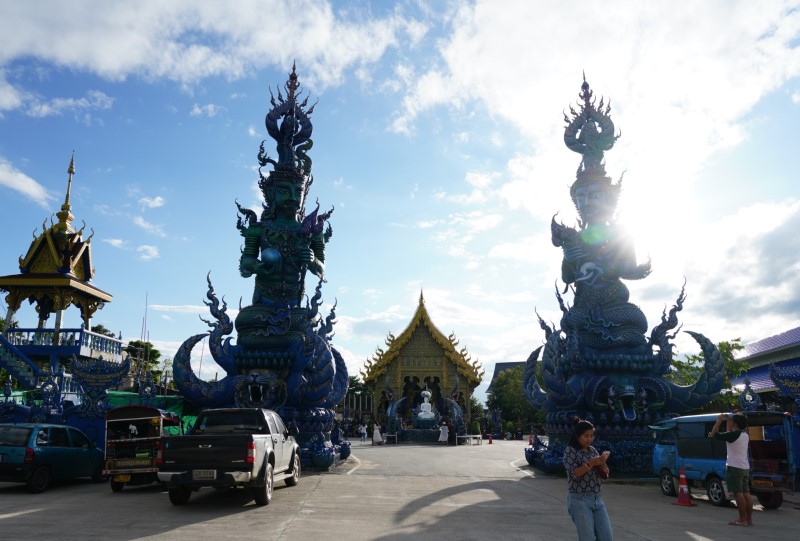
55;152;76;233
419;290;425;304
286;61;299;103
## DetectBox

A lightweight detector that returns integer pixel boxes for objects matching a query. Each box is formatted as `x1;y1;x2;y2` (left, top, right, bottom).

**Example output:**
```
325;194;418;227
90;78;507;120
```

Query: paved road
1;440;798;540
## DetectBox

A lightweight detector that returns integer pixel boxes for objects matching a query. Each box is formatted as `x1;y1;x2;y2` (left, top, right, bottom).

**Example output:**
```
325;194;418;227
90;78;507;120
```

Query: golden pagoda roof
13;154;101;282
361;291;483;384
0;155;113;315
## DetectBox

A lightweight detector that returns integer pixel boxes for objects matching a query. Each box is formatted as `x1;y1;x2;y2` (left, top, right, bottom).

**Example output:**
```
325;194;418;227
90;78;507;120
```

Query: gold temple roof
361;291;483;384
0;155;112;318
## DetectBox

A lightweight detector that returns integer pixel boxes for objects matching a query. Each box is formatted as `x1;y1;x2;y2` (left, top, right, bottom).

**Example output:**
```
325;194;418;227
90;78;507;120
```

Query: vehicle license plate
116;458;151;467
751;479;772;488
192;469;216;481
113;474;131;483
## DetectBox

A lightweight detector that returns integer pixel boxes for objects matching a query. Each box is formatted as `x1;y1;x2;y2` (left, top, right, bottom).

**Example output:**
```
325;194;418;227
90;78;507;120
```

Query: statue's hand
298;247;315;265
563;243;586;262
575;262;604;285
239;255;258;278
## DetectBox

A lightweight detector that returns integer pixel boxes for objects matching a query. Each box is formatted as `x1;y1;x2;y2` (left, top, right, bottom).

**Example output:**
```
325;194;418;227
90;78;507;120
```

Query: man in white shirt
711;413;752;527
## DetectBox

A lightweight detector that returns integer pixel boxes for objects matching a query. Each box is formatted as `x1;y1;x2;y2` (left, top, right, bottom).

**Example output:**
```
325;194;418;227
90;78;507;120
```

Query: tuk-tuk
103;405;182;492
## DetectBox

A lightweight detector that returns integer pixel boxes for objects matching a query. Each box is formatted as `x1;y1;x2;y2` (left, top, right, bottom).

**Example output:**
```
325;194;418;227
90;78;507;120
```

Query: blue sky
1;1;799;403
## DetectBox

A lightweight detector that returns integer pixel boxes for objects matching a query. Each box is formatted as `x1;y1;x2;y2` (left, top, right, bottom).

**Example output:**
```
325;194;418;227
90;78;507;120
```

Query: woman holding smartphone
563;417;612;541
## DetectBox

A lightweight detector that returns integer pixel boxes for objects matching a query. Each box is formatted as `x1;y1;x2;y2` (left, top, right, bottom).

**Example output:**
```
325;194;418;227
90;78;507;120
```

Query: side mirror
289;426;299;437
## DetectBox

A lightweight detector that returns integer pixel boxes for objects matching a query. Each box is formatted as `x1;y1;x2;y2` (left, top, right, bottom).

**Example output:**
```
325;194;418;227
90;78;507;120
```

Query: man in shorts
711;412;753;526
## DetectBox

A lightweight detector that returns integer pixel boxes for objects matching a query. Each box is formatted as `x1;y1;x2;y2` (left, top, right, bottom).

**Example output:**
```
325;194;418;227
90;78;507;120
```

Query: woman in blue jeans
563;418;612;541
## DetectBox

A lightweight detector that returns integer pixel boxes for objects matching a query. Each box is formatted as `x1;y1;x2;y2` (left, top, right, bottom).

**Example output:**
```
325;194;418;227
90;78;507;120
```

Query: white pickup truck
157;408;300;506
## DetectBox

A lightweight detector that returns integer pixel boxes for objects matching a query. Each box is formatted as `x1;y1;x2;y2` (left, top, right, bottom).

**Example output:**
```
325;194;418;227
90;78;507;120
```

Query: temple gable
361;292;483;423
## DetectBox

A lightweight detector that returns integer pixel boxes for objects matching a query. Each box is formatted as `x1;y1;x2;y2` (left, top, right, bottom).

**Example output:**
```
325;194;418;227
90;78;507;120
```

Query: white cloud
150;304;208;315
0;1;419;105
133;215;166;237
25;90;113;118
0;157;54;207
363;288;382;299
136;245;159;260
487;234;554;265
102;238;127;249
415;219;443;229
0;75;23;111
138;195;165;209
434;170;499;205
190;103;223;117
792;90;800;104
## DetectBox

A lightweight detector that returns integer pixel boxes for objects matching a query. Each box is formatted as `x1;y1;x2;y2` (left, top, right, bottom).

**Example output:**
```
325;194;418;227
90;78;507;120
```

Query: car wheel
27;466;51;494
756;491;783;509
168;486;191;505
110;481;125;493
91;466;107;483
254;463;273;506
706;476;728;507
285;454;300;487
659;470;676;496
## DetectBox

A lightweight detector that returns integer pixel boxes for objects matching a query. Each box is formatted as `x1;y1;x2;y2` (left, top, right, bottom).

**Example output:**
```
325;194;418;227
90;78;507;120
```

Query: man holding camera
711;412;753;527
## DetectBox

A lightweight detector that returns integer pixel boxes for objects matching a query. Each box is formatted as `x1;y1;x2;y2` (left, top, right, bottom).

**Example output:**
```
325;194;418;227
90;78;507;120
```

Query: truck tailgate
161;434;252;469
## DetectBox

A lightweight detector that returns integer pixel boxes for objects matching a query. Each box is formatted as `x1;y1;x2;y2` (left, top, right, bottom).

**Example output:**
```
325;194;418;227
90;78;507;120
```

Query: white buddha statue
418;389;435;420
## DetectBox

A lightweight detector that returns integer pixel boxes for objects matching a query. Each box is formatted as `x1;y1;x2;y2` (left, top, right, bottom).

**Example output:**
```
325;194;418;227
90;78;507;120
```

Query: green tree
486;365;543;432
468;394;484;427
668;338;747;411
125;340;162;372
154;356;175;391
90;324;117;337
348;375;371;397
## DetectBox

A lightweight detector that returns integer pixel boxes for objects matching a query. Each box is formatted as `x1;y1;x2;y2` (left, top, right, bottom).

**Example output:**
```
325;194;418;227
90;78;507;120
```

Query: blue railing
3;328;124;358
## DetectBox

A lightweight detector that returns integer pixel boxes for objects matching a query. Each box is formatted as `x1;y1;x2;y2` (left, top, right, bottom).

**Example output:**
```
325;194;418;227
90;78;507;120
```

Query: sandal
728;520;748;527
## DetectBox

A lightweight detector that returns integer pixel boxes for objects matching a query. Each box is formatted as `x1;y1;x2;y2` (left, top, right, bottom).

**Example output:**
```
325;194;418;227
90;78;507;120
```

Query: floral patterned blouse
563;445;603;494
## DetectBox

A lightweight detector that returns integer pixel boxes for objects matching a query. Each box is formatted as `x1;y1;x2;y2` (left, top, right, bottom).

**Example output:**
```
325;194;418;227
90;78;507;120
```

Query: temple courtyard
0;440;797;540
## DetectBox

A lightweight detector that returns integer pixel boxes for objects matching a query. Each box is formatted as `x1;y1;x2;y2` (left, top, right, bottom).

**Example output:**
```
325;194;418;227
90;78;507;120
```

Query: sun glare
616;184;699;280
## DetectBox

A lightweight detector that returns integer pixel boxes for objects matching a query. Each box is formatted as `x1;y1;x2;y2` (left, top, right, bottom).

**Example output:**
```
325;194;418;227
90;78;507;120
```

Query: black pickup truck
157;408;300;506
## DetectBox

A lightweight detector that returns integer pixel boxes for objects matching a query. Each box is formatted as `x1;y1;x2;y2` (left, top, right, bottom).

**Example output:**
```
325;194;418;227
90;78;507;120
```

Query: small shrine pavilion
0;155;123;389
361;292;483;423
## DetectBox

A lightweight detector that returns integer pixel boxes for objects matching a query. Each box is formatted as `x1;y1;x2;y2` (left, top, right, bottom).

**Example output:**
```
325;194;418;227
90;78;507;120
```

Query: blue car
0;423;105;493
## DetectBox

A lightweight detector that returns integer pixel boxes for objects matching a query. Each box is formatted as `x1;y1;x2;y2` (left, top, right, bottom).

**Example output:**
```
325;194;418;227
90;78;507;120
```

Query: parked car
103;405;183;492
157;408;300;506
650;411;798;509
0;423;105;493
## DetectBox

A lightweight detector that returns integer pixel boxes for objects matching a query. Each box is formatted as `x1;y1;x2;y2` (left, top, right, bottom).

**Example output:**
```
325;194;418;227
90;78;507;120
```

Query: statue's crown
564;74;620;188
564;74;623;203
258;63;317;197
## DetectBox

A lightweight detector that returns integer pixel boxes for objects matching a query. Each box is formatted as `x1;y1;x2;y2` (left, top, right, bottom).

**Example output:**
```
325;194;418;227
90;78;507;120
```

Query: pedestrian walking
372;422;383;445
563;417;612;541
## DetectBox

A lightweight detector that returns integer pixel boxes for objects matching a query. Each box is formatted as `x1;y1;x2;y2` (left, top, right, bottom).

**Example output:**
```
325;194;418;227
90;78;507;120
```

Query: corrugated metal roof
740;326;800;358
731;358;800;392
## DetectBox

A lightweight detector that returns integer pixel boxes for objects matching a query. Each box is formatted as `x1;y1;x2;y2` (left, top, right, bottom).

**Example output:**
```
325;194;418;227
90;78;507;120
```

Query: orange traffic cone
673;469;695;507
